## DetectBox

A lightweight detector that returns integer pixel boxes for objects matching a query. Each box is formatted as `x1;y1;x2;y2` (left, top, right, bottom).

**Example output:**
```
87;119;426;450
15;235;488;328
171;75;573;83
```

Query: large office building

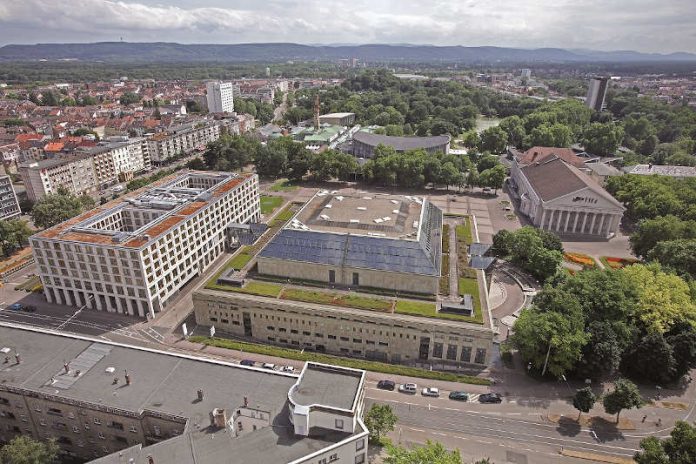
30;171;260;318
585;77;609;112
257;191;443;295
0;175;21;220
206;81;235;114
351;132;450;158
509;156;625;238
319;112;356;127
0;325;367;464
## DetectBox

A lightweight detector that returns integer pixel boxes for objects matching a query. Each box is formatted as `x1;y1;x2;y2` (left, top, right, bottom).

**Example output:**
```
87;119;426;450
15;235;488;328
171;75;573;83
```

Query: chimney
124;370;131;386
197;389;204;401
210;408;228;429
14;353;21;364
243;396;248;407
64;362;69;374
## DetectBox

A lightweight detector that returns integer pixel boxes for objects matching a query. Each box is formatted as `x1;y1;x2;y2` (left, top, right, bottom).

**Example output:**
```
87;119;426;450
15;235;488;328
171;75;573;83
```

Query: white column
580;213;588;234
597;214;607;237
554;210;562;231
563;211;571;232
572;212;580;233
540;210;547;229
589;213;598;235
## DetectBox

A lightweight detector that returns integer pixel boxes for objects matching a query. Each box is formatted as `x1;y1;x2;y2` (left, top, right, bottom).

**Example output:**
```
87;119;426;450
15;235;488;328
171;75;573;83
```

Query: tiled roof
517;146;585;168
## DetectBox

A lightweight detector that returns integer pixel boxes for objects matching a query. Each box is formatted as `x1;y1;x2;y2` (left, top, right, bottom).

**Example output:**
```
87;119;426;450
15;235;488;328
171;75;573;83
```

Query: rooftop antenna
313;94;320;130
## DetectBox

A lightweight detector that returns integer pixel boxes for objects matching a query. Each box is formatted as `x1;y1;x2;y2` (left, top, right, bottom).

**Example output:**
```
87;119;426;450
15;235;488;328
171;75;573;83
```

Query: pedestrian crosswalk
468;393;480;403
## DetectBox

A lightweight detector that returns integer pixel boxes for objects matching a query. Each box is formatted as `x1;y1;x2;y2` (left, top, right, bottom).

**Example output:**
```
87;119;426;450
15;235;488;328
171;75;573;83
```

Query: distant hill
0;42;694;63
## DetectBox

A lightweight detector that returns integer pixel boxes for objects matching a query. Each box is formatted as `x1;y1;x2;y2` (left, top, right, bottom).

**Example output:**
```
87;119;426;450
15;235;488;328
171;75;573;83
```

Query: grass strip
190;336;490;385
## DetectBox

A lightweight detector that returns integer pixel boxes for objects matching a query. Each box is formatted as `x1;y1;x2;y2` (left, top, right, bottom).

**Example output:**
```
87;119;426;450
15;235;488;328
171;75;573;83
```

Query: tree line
606;174;696;279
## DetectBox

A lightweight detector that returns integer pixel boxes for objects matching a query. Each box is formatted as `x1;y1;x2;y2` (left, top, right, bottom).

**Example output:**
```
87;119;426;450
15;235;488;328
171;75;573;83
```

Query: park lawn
455;217;473;245
189;336;490;385
281;288;336;305
337;294;392;312
260;195;284;214
394;300;437;317
269;179;299;192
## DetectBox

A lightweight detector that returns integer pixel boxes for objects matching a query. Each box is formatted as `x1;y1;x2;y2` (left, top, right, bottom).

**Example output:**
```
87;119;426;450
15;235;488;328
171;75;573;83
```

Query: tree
461;130;480;149
30;188;90;230
0;219;33;256
384;441;462;464
621;332;676;384
119;91;141;105
204;134;260;171
513;305;588;378
479;165;506;194
666;322;696;380
573;387;597;419
647;239;696;279
630;216;696;258
499;115;526;147
479;126;508;154
364;404;398;443
635;421;696;464
582;122;624;156
603;378;642;423
0;435;59;464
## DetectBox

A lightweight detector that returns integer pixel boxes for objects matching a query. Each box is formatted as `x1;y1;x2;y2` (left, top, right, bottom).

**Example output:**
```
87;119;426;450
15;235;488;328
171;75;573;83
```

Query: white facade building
586;77;609;112
19;153;99;202
30;171;260;318
206;81;235;113
510;156;625;238
0;175;21;220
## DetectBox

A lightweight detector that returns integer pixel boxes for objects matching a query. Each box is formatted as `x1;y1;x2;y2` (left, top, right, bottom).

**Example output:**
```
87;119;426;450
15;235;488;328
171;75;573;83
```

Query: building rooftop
352;131;450;151
516;146;586;168
624;164;696;178
0;324;364;464
293;191;423;239
259;190;443;276
289;364;363;411
32;171;253;249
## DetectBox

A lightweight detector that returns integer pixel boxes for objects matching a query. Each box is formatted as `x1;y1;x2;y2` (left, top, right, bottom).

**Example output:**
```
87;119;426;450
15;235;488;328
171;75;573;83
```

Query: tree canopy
603;378;643;422
0;436;59;464
364;404;398;443
0;219;32;256
30;188;95;230
384;441;463;464
635;420;696;464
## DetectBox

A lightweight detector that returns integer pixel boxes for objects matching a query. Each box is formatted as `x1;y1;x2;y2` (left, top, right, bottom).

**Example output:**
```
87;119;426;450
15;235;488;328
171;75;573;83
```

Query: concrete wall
193;290;493;369
257;257;438;295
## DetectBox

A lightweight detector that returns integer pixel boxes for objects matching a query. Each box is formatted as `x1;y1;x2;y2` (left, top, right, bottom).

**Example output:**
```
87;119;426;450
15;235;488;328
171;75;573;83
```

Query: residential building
509;156;625;238
515;146;586;169
520;68;532;80
257;191;442;295
206;81;235;114
0;175;21;220
30;171;260;318
0;143;20;172
351;132;450;158
624;163;696;179
19;154;99;202
145;121;221;165
585;77;609;112
0;325;368;464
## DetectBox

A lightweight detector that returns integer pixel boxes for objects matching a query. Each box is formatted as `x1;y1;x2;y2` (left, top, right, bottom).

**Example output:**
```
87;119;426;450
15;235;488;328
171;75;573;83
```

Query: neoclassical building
509;156;625;238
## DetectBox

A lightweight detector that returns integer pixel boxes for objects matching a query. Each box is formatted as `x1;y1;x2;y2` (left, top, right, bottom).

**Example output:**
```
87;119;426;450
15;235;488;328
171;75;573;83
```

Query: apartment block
146;121;221;165
0;175;21;220
20;153;99;202
0;325;367;464
206;81;235;113
81;138;149;187
30;171;260;318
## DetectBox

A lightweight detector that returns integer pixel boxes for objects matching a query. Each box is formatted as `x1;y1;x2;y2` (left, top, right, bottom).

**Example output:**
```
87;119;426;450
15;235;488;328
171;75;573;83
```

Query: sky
0;0;695;53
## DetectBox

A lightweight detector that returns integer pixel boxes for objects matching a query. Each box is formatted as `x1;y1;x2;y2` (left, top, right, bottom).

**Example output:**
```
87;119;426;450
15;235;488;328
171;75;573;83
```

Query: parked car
23;305;37;312
262;363;276;370
239;359;255;366
111;185;125;192
8;303;23;311
482;187;492;194
448;391;470;401
281;366;295;373
377;380;396;391
479;393;503;404
421;387;440;398
398;383;418;394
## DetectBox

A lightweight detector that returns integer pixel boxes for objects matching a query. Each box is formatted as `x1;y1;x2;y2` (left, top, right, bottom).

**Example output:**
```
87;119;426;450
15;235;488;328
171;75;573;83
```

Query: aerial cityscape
0;1;696;463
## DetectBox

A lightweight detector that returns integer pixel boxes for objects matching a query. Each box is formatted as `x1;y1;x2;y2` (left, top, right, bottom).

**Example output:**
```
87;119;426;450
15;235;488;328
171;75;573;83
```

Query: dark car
377;380;396;391
479;393;503;404
448;391;469;401
23;305;37;312
8;303;23;311
239;359;255;367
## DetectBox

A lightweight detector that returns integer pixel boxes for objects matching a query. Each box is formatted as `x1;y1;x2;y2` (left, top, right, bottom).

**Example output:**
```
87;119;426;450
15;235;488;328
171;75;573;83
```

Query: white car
281;366;295;373
261;363;276;370
421;387;440;397
398;383;418;394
